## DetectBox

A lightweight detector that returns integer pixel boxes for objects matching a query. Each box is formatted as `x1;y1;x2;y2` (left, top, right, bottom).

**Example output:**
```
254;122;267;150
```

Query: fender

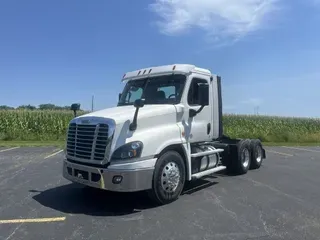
154;141;192;181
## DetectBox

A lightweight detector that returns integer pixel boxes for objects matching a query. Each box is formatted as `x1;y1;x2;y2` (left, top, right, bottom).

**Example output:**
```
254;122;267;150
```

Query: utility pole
254;106;260;115
91;95;94;112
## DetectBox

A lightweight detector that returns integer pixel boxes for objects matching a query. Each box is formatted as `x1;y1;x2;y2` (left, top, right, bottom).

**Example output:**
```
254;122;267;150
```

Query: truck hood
78;104;178;125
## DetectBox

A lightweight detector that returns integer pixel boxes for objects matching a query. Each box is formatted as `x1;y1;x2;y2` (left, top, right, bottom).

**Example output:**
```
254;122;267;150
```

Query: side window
158;86;176;98
126;86;143;103
188;78;208;106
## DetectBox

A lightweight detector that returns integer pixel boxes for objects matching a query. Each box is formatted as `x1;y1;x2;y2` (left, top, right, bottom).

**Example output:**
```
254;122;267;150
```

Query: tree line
0;104;82;111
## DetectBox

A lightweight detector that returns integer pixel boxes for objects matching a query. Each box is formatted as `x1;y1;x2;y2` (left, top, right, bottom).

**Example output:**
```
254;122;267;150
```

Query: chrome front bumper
62;158;156;192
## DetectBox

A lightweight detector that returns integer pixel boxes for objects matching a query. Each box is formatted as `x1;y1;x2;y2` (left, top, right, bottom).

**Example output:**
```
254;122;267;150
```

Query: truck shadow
31;178;218;217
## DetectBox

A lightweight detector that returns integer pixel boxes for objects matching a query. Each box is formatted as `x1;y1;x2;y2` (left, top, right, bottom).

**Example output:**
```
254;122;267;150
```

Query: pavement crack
241;176;320;208
204;191;253;232
3;206;45;240
69;225;83;239
0;177;61;214
5;223;23;240
0;167;26;186
259;211;271;236
118;214;144;222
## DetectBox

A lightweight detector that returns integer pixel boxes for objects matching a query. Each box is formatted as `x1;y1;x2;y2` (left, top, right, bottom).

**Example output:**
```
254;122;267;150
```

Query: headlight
112;141;143;160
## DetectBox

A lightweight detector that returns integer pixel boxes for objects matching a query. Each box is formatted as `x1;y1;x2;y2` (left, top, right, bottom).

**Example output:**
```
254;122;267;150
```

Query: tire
148;150;186;205
233;139;251;175
249;139;263;169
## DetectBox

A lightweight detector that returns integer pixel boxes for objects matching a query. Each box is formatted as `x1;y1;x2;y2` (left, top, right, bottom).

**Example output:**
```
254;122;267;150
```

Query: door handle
207;123;211;134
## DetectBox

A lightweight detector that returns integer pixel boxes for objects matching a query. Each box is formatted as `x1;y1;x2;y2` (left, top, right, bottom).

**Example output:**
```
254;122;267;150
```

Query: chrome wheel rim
255;146;262;163
161;162;180;193
241;148;250;168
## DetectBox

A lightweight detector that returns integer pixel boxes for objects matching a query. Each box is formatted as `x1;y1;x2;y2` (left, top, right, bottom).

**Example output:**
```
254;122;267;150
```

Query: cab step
191;166;226;180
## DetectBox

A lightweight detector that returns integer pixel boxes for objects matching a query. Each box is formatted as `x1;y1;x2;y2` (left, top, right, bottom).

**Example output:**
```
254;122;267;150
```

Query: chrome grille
66;123;110;161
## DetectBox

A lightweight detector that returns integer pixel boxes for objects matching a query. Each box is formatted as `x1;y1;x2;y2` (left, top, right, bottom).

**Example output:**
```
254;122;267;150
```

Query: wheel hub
255;146;262;163
161;162;180;193
241;148;250;168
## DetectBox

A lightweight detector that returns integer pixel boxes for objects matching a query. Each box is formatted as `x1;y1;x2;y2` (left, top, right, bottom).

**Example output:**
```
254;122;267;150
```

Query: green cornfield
223;114;320;143
0;110;82;141
1;110;320;143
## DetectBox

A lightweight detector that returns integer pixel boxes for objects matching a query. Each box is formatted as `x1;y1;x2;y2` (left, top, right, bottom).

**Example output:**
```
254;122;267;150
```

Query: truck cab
62;64;266;205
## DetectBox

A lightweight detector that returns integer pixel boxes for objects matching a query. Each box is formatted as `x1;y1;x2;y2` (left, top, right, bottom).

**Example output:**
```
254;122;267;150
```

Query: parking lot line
0;147;20;153
44;149;63;159
0;217;66;224
282;146;320;153
266;150;294;157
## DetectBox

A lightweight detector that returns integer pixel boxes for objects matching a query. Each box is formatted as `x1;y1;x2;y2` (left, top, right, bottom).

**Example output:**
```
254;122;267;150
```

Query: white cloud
149;0;281;43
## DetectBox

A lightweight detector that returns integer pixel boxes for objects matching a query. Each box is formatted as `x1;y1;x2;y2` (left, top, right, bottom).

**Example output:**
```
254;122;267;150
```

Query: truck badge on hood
81;119;90;124
77;173;83;179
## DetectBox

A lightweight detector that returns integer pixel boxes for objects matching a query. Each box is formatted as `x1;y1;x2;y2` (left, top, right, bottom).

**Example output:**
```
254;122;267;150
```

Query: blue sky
0;0;319;117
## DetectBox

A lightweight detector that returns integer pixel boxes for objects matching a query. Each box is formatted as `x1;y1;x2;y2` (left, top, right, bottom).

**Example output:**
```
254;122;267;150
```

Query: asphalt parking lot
1;146;320;240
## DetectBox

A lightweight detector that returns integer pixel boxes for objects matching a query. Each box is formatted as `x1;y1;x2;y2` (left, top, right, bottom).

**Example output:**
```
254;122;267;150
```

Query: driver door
182;75;213;143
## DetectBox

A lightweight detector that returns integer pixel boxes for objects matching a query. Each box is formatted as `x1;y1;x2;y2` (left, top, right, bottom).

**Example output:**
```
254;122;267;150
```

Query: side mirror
71;103;80;117
134;98;145;108
198;83;209;106
129;99;145;131
71;103;80;111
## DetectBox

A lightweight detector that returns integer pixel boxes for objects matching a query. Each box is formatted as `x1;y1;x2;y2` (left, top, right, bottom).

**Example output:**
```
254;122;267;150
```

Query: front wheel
148;151;186;205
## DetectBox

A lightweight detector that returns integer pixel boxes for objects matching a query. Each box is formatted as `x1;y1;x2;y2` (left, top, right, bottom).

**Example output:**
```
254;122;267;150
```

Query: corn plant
1;110;320;142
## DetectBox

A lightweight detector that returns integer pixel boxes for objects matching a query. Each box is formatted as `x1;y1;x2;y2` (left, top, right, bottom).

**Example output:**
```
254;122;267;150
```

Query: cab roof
121;64;213;82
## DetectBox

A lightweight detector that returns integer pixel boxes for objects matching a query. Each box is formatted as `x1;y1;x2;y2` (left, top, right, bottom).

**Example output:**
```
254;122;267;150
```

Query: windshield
118;74;186;106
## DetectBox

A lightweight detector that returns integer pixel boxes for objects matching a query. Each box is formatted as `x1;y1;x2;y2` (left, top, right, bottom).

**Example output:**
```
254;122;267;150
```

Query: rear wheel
148;150;186;205
249;139;263;169
233;139;252;175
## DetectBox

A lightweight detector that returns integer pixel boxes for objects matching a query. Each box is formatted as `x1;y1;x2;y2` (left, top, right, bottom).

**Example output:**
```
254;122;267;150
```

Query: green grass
261;142;320;146
1;110;320;146
0;140;64;148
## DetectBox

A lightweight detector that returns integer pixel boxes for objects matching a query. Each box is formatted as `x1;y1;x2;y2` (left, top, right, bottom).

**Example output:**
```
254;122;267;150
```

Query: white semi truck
62;64;266;205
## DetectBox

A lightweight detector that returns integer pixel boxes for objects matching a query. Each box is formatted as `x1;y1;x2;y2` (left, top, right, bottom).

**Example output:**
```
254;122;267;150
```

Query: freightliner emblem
81;119;90;124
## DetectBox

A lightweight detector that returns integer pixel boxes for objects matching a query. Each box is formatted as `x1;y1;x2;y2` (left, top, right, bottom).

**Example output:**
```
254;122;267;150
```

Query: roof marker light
123;73;126;78
137;71;141;75
149;69;152;74
143;70;146;74
172;65;176;70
